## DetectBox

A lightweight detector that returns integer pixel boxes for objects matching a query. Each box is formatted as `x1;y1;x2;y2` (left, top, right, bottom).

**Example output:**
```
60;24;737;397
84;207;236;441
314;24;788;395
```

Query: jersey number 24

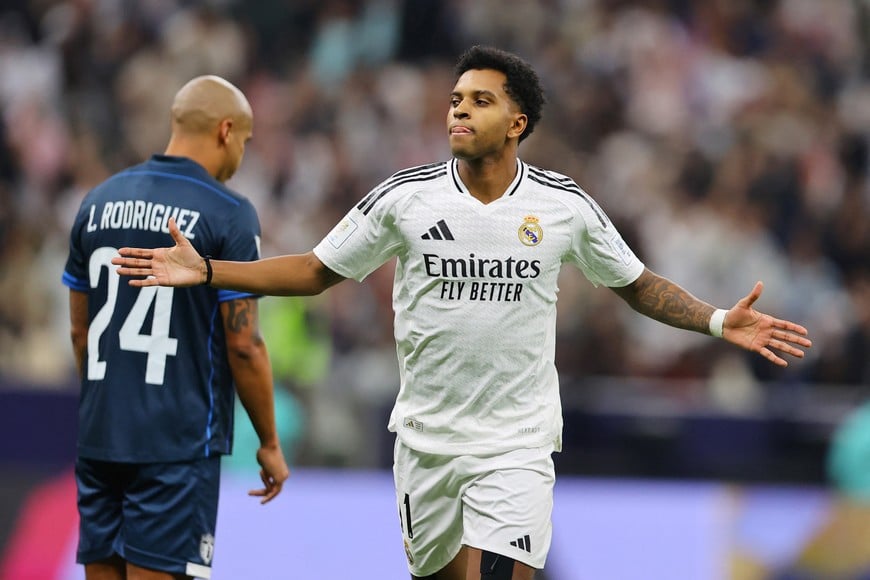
88;247;179;385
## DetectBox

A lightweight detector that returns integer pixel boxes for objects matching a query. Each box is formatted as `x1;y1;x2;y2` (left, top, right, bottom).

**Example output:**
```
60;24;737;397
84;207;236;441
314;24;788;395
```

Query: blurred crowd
0;0;867;413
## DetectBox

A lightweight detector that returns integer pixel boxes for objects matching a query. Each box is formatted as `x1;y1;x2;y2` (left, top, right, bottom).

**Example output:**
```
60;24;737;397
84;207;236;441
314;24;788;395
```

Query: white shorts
393;438;555;577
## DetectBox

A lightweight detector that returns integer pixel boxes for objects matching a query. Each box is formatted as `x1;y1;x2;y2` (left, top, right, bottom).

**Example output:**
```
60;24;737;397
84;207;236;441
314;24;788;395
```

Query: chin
449;145;475;160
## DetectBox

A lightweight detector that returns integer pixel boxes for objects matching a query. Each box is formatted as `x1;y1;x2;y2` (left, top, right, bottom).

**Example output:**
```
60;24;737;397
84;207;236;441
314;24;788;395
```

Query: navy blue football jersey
63;155;261;462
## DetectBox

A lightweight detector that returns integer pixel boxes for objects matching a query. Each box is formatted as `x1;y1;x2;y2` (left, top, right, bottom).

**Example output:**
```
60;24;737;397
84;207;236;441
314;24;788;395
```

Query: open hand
723;281;812;367
112;217;205;287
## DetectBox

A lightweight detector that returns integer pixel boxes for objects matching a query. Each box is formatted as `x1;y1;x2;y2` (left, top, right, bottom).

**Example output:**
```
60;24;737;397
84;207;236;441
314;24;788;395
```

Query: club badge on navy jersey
518;215;543;246
199;533;215;565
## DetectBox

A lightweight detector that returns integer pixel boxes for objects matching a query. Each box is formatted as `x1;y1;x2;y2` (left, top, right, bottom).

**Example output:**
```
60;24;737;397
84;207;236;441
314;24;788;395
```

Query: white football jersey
314;159;644;455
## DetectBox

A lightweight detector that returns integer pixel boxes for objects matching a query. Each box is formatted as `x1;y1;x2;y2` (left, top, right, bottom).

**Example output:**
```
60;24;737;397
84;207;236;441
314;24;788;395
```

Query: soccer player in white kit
113;46;813;580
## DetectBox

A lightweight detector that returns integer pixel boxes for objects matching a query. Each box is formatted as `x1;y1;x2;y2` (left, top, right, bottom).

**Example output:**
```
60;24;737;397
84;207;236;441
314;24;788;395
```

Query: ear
507;113;527;141
218;118;234;145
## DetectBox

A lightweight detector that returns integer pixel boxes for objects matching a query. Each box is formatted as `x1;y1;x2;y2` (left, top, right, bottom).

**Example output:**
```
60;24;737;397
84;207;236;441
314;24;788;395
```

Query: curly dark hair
454;45;546;143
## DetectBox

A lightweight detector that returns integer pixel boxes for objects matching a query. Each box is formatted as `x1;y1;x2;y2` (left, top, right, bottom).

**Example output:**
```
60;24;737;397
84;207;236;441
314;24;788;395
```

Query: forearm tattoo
630;274;714;333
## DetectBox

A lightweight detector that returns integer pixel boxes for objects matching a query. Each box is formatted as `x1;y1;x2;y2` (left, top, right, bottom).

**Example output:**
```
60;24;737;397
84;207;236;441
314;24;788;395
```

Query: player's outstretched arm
611;269;811;367
112;217;346;295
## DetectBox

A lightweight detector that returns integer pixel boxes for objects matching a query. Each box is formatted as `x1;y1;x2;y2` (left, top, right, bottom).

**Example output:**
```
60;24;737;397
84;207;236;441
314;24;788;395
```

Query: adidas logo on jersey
510;534;532;553
421;219;454;241
403;417;424;431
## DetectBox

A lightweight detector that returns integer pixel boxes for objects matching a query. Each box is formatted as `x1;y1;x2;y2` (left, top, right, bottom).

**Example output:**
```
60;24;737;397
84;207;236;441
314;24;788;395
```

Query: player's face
447;69;524;160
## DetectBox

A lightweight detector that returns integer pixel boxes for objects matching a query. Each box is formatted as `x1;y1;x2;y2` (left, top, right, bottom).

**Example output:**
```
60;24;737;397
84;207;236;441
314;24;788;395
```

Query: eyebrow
450;89;499;99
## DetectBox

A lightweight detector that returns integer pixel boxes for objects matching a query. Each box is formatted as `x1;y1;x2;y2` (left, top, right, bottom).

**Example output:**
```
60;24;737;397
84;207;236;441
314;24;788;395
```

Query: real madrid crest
518;215;543;246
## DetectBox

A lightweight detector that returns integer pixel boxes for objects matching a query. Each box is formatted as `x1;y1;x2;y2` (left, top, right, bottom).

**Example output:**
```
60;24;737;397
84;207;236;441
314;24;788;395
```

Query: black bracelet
203;255;213;286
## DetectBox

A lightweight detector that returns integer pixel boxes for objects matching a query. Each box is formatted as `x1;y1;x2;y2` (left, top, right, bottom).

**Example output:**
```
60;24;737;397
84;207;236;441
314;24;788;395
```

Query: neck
164;135;221;180
457;152;518;204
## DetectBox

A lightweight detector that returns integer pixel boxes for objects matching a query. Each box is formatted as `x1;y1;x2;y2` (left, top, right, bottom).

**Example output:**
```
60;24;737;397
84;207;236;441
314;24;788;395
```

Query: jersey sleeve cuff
62;271;89;292
217;290;260;302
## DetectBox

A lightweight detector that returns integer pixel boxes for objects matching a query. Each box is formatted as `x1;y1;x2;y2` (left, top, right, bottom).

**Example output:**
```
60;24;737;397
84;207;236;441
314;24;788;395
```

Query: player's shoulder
356;160;449;215
207;182;254;212
524;162;582;195
379;161;449;195
523;162;610;226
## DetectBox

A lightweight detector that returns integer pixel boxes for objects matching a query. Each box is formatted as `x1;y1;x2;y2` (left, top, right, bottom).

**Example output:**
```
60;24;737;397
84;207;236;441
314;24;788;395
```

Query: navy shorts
75;455;221;578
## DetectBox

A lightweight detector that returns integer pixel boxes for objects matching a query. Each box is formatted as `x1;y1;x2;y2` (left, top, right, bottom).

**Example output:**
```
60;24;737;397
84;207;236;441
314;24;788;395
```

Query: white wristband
709;308;727;338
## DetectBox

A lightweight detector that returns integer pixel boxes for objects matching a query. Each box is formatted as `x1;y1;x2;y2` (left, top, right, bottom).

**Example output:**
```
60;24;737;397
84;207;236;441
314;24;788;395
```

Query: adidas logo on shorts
510;534;532;553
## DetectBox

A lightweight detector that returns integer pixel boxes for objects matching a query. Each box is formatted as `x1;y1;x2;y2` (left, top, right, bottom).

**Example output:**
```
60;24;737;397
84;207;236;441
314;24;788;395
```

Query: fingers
262;483;282;504
757;327;813;367
759;347;788;367
112;255;153;268
113;266;159;285
759;341;803;367
247;486;281;504
111;256;158;286
768;338;805;359
125;275;160;287
114;248;155;259
772;327;812;348
248;481;283;504
247;469;287;504
259;469;280;504
113;266;152;276
773;319;811;340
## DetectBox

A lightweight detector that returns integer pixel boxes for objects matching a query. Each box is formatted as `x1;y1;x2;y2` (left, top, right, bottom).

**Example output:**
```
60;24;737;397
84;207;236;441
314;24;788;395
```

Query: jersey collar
450;158;526;200
149;154;213;181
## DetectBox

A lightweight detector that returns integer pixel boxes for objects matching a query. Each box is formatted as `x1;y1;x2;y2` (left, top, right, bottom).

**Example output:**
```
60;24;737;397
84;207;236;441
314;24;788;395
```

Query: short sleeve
312;184;404;282
216;198;262;302
62;196;93;291
565;193;644;288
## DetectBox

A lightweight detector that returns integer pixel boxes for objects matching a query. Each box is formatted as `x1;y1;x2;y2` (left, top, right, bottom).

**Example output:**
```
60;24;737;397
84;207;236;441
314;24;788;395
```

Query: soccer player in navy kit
64;76;289;580
113;49;812;580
